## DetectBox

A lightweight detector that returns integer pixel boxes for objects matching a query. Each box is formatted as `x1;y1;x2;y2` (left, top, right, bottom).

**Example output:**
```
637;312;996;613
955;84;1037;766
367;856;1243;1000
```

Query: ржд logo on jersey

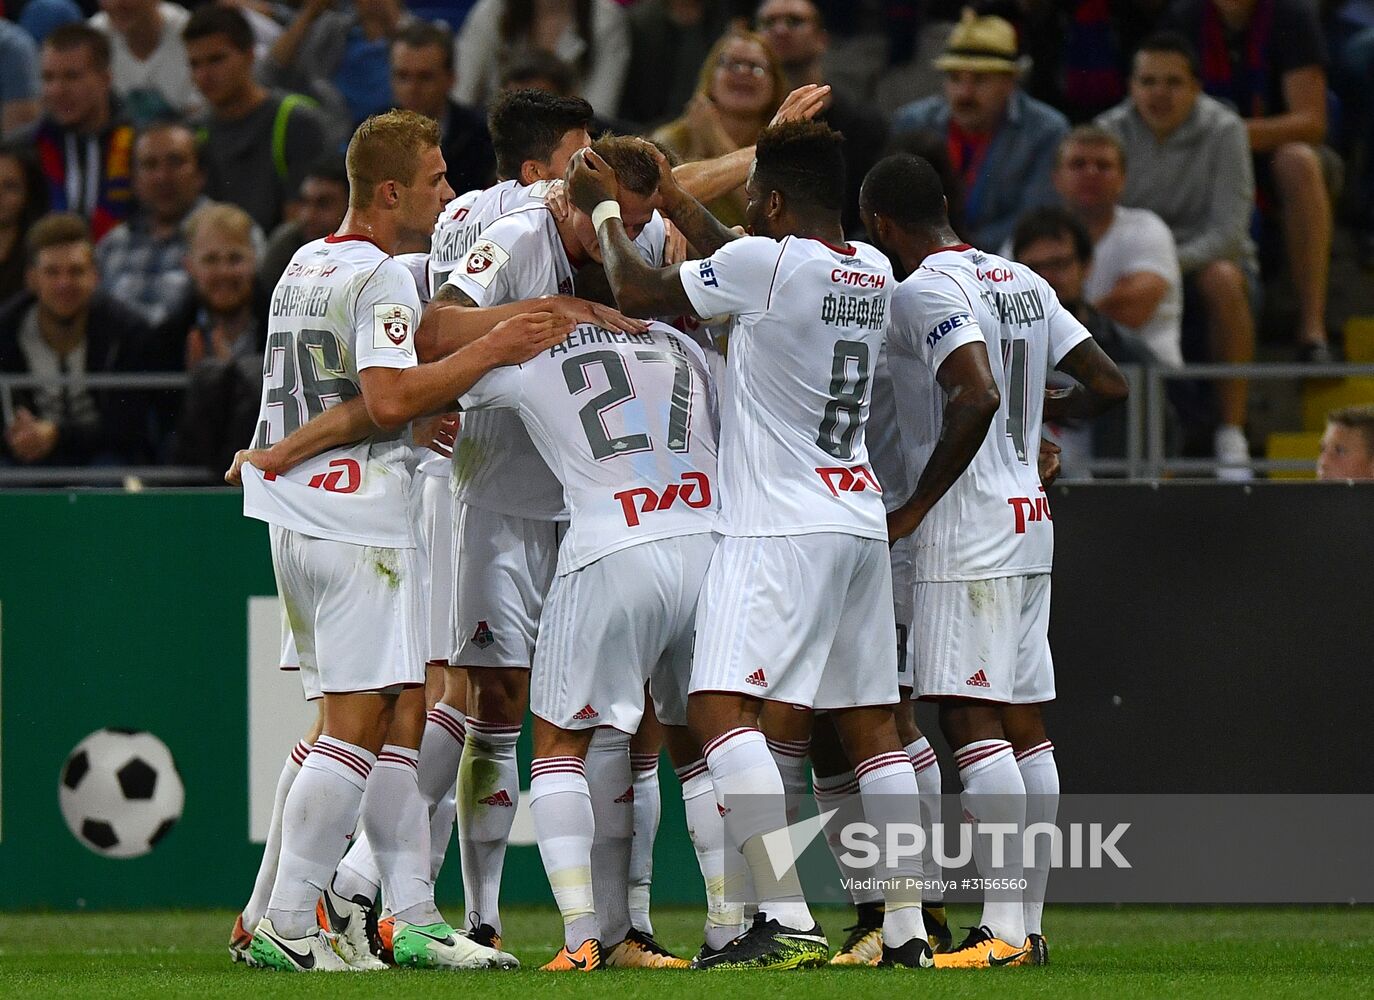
372;303;416;351
815;465;882;497
461;239;511;289
1007;486;1052;533
614;472;712;527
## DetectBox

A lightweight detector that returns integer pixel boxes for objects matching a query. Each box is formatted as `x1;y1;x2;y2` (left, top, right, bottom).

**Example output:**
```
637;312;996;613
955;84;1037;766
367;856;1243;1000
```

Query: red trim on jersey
806;236;858;256
325;232;387;252
935;243;974;252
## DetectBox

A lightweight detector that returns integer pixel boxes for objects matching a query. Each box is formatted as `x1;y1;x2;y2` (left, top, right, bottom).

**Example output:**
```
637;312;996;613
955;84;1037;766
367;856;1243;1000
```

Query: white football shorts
891;534;915;693
532;532;716;733
450;502;561;669
413;470;456;664
270;525;424;695
691;532;899;710
911;573;1054;704
277;609;321;701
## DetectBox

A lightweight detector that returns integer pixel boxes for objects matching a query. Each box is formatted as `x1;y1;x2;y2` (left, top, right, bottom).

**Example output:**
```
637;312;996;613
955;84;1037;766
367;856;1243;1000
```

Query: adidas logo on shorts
572;704;599;721
614;786;634;804
745;668;768;688
965;669;991;688
479;789;514;807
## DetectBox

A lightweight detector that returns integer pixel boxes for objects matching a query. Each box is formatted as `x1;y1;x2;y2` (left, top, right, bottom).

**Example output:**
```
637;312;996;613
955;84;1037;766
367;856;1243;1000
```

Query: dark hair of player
183;5;255;52
43;23;111;69
859;153;947;232
392;22;455;72
1134;31;1201;80
1011;206;1092;264
488;89;593;182
589;134;660;198
753;121;846;212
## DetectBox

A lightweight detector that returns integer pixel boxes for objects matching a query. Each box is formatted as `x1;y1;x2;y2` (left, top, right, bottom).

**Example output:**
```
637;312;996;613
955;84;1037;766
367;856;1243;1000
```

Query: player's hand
566;148;620;215
552;296;649;335
482;311;577;365
886;503;927;546
5;407;59;463
542;178;570;222
771;84;831;127
1038;437;1062;488
416;412;459;457
662;220;689;266
225;448;268;486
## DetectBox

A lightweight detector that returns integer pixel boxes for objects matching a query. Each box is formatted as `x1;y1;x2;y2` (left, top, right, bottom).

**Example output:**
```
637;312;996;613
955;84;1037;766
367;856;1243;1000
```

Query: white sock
242;739;310;931
855;752;924;947
266;736;373;938
704;727;812;930
362;745;441;925
332;833;381;906
529;756;598;949
812;769;883;907
678;759;745;949
628;751;661;935
955;740;1026;944
419;704;465;881
1016;741;1058;937
586;728;633;947
906;737;944;905
457;717;520;935
766;736;810;824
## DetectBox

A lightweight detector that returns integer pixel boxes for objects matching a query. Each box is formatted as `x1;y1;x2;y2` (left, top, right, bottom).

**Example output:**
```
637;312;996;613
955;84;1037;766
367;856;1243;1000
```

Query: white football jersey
460;321;718;575
430;179;667;294
678;235;893;540
887;245;1091;581
243;235;420;547
391;251;455;481
866;343;909;514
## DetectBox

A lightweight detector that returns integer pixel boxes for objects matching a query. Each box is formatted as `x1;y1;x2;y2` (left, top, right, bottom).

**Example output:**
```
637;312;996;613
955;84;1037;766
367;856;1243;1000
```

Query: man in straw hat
891;8;1067;251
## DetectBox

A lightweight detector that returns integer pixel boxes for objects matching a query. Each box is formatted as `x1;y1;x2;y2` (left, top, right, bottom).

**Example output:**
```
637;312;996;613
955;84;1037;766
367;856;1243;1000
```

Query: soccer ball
58;728;184;859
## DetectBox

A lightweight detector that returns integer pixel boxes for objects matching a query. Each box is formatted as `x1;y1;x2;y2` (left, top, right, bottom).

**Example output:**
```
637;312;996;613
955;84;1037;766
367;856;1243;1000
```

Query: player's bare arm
888;341;1002;543
225;396;379;486
1043;338;1130;423
565;149;701;318
645;144;742;259
417;283;644;363
362;312;575;429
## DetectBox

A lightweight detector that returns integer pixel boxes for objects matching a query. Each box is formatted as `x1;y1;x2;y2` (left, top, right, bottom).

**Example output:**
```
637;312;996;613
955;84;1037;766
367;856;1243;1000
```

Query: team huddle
226;87;1127;973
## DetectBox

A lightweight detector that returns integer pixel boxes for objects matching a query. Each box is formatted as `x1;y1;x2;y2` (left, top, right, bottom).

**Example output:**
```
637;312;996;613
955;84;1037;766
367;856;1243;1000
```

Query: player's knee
894;698;921;747
1000;703;1047;754
468;669;529;723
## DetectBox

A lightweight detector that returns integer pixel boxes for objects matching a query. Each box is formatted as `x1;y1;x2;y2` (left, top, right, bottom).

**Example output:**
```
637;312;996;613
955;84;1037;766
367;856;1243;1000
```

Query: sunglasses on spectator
758;14;810;30
719;57;769;77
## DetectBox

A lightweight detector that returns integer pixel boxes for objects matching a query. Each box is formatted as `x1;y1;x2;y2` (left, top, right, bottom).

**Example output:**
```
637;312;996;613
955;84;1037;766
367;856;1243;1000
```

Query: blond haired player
237;109;571;972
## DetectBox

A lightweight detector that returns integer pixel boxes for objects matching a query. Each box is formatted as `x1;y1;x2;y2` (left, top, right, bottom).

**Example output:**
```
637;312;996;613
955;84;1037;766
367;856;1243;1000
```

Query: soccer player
566;121;933;970
458;318;719;970
860;152;1127;968
238;109;572;972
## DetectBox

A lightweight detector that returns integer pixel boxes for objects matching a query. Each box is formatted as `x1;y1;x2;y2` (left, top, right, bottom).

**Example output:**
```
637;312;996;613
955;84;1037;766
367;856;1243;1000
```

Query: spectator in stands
1166;0;1334;362
454;0;631;117
1;17;41;139
1052;125;1183;367
1013;206;1157;478
258;155;348;289
1097;31;1256;478
184;6;333;234
165;203;265;470
0;212;152;467
390;22;495;197
756;0;887;236
890;8;1068;251
0;142;50;307
263;0;413;128
17;0;83;45
89;0;201;124
653;29;787;227
620;0;736;129
95;121;205;327
30;24;136;241
1317;404;1374;481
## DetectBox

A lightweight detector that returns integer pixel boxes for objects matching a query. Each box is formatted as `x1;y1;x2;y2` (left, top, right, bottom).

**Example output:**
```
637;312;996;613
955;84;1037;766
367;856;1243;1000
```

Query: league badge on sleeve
461;239;511;289
373;303;417;351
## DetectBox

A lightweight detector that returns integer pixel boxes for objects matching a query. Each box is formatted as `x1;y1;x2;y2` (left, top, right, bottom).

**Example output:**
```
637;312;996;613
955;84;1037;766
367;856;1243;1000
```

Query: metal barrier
3;364;1374;486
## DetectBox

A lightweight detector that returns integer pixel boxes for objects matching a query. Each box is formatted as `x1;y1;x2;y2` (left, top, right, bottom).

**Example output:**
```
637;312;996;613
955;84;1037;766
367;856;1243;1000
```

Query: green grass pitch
1;906;1370;998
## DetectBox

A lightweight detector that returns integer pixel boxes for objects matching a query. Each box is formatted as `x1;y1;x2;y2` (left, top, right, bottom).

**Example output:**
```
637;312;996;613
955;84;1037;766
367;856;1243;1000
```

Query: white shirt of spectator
90;3;202;118
887;245;1091;582
460;321;718;575
1084;205;1183;367
243;235;420;548
677;235;893;541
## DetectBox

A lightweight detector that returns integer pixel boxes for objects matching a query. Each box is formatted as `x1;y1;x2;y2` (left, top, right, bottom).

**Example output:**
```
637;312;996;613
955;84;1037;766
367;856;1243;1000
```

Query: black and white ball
58;729;184;859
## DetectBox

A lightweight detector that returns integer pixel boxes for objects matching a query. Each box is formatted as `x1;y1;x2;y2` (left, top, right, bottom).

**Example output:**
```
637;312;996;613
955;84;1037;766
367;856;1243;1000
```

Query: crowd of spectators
0;0;1370;481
